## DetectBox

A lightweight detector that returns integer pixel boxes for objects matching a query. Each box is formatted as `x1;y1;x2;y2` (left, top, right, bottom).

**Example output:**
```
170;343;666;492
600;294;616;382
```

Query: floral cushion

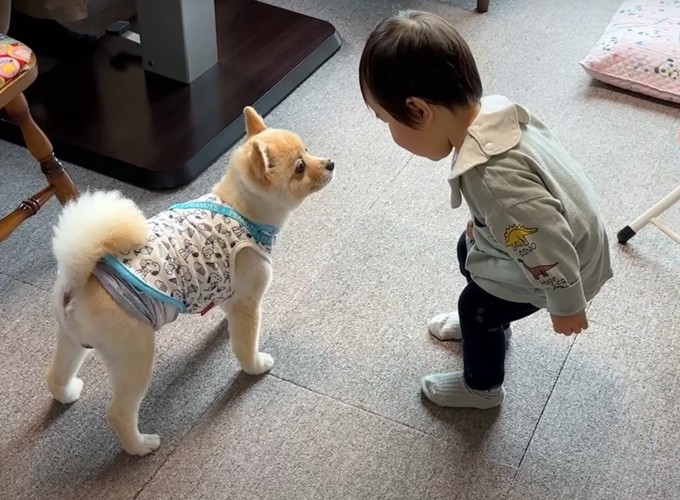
0;34;33;89
580;0;680;104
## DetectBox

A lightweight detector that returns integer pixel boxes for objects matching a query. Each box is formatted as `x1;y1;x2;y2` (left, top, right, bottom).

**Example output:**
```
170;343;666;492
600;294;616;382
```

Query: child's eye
295;159;306;174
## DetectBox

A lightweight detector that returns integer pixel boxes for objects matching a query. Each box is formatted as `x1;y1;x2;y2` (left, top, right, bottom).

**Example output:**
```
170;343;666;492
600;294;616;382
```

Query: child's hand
551;310;589;336
466;220;475;241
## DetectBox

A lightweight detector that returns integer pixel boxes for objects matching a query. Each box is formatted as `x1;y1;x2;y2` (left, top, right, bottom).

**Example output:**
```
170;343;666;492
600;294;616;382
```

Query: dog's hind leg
47;284;91;404
46;323;90;404
98;321;159;456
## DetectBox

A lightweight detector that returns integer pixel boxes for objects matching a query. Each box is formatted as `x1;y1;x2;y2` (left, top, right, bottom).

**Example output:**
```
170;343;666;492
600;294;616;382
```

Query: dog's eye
295;159;306;174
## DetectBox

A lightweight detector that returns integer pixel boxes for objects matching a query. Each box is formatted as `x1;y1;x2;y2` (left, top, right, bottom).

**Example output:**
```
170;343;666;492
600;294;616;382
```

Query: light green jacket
449;95;613;315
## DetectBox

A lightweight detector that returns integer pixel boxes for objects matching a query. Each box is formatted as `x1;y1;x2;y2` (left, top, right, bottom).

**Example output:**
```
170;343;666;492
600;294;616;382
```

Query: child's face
367;95;455;161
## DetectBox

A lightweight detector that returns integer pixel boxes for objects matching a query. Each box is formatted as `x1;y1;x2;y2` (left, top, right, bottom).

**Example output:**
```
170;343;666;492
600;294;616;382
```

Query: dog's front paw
49;377;84;404
124;434;161;456
242;353;275;375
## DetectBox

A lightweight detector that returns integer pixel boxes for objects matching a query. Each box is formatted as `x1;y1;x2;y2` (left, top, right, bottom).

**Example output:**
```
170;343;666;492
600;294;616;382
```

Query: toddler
359;11;613;408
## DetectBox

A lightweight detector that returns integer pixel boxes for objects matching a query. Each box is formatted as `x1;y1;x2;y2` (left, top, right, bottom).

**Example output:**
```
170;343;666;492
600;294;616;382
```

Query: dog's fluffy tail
52;190;148;289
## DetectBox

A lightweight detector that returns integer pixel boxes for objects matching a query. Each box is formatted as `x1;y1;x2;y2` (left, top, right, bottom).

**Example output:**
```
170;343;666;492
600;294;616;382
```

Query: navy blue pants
457;232;539;390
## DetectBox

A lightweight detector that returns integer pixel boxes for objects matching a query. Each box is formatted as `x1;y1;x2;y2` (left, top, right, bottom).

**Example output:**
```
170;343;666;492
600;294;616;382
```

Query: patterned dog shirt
92;194;277;329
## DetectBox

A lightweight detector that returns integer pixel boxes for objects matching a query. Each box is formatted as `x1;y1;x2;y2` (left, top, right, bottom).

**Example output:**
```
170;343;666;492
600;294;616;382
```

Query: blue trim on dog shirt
170;200;279;247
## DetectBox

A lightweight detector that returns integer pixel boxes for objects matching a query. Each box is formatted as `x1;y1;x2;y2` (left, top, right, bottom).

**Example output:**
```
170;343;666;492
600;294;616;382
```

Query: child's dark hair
359;11;482;126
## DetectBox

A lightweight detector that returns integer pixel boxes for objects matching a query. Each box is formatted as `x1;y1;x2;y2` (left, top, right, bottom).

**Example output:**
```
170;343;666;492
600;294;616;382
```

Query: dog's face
232;107;334;208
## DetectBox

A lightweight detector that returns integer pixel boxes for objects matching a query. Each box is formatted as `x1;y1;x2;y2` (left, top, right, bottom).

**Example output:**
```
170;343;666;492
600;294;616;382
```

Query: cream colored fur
47;107;334;456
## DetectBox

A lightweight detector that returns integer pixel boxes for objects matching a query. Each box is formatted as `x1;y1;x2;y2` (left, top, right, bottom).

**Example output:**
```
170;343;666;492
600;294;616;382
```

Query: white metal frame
617;185;680;245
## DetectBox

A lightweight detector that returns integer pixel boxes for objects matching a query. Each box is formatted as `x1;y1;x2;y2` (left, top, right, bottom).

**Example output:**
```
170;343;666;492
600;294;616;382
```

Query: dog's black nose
325;160;335;171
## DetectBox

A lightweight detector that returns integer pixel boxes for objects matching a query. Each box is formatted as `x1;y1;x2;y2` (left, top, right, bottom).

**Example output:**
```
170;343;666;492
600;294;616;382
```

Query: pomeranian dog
47;107;334;456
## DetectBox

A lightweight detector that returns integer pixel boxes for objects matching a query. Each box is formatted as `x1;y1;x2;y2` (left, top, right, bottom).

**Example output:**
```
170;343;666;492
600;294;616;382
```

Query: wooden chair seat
0;35;78;243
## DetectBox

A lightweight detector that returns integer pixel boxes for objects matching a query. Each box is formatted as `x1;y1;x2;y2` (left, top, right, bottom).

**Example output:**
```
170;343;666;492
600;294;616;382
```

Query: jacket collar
448;95;531;208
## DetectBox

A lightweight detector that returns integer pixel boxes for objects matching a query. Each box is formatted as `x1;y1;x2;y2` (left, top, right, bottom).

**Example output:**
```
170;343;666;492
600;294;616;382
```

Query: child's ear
405;97;434;125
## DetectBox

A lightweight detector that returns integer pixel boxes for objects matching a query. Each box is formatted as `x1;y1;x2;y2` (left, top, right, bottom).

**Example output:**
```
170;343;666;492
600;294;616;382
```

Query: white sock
421;371;505;409
428;312;512;342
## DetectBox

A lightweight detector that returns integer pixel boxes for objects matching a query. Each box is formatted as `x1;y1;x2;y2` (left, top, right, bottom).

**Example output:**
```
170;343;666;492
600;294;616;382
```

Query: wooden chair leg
4;93;78;205
477;0;490;12
0;185;55;243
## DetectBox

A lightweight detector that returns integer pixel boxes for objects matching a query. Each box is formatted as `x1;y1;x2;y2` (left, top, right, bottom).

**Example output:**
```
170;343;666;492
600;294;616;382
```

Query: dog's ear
251;139;271;171
244;106;267;137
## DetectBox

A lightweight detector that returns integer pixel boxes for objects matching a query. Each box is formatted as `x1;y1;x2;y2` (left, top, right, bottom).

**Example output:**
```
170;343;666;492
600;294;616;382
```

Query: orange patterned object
0;35;33;88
